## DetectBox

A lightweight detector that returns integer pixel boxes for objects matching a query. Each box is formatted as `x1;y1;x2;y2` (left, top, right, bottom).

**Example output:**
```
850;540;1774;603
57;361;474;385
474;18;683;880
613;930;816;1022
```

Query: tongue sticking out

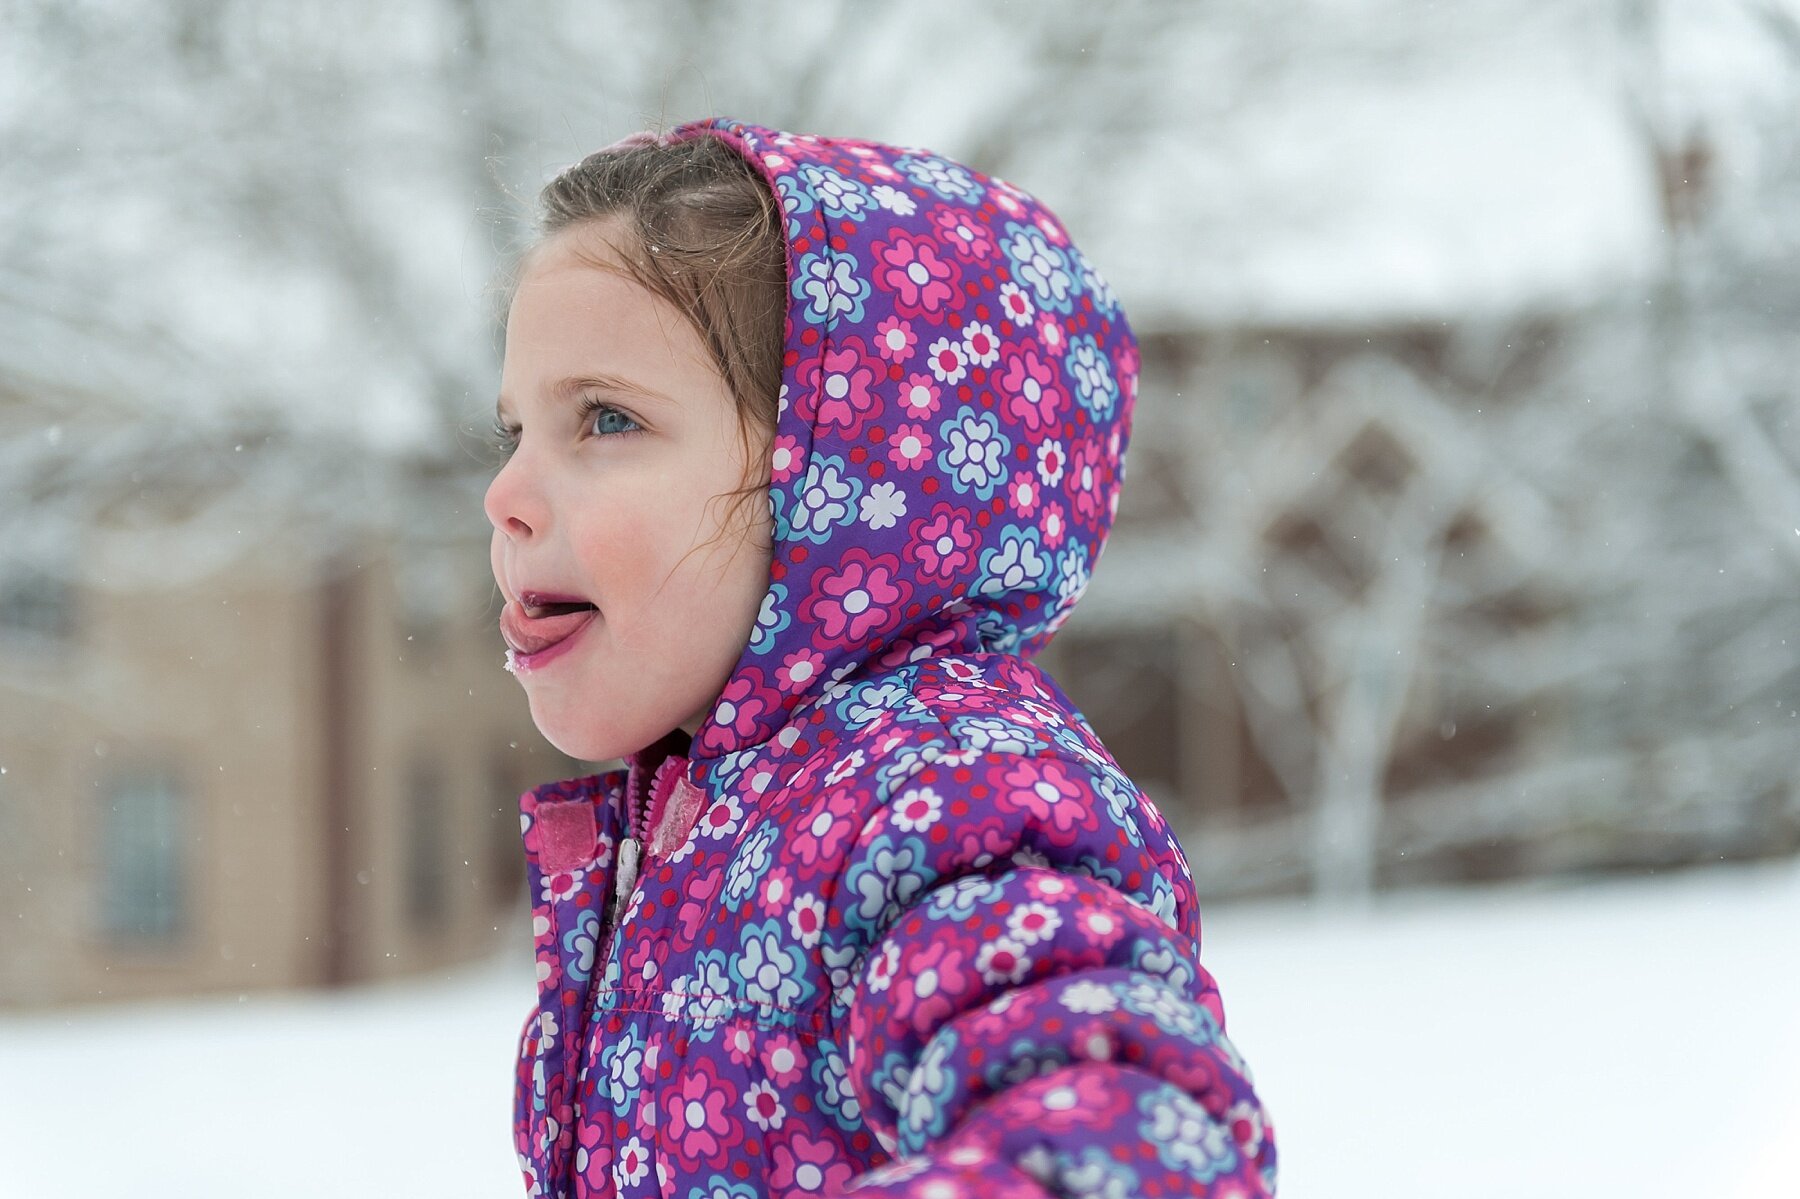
500;599;597;656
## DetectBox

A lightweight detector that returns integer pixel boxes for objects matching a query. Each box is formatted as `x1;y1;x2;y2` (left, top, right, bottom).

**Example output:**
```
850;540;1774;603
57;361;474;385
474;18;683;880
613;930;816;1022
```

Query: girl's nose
483;455;541;540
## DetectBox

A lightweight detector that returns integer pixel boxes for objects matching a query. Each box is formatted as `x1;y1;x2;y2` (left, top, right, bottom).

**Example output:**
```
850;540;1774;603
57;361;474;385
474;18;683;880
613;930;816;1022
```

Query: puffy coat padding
511;118;1278;1199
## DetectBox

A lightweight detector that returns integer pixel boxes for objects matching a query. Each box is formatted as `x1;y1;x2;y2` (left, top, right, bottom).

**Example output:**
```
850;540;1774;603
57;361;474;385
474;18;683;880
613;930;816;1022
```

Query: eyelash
490;397;644;456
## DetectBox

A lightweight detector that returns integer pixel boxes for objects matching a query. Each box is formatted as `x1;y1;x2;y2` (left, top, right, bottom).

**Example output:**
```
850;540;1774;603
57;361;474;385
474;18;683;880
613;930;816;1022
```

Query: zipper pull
613;836;642;917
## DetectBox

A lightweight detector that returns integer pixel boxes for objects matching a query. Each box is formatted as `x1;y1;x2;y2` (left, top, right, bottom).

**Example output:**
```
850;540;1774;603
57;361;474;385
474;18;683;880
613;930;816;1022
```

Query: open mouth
500;597;598;664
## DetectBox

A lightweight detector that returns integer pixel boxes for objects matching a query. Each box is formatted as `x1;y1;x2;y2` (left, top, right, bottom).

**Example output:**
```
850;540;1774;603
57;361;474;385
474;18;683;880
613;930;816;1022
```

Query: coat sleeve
828;750;1277;1198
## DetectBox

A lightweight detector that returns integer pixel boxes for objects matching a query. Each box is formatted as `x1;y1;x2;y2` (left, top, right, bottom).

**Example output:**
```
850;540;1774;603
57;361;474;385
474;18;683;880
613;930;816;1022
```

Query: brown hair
506;133;787;557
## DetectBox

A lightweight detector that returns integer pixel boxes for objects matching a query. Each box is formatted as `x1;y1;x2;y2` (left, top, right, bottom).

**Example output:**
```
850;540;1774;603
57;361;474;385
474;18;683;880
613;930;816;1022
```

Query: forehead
499;225;702;406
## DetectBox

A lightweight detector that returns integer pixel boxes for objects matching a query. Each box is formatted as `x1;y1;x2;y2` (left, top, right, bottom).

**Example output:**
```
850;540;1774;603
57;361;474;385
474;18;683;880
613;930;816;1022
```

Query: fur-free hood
672;117;1140;781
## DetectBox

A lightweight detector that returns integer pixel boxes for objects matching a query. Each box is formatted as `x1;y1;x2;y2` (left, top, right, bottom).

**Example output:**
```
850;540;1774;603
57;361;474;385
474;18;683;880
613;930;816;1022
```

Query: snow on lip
500;598;597;656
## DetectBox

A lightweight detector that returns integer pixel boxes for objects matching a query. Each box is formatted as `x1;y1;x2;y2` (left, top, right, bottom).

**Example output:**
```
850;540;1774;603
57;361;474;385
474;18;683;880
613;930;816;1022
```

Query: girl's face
485;220;773;763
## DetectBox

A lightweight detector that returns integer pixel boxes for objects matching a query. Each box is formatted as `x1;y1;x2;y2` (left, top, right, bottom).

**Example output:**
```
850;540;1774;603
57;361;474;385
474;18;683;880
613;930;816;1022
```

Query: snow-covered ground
3;855;1796;1197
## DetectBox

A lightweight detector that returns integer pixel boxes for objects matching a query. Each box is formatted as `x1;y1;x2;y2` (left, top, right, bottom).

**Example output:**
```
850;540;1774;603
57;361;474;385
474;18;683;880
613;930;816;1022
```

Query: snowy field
3;855;1797;1198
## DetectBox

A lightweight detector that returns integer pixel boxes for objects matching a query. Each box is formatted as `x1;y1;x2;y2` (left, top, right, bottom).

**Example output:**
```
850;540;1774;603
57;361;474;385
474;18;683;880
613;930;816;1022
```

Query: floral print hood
510;118;1277;1199
677;117;1139;778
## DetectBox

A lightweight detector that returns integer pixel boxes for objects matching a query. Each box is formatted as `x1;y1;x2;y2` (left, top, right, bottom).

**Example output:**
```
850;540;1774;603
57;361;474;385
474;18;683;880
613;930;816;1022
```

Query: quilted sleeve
829;751;1277;1198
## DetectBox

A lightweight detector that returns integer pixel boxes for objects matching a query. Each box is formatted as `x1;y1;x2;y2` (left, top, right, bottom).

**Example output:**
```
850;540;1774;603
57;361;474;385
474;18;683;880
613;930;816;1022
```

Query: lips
500;597;598;656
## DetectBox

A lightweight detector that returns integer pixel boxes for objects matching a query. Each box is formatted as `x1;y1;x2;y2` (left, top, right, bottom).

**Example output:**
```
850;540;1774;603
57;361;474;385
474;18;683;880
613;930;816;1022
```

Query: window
98;770;186;943
0;563;76;644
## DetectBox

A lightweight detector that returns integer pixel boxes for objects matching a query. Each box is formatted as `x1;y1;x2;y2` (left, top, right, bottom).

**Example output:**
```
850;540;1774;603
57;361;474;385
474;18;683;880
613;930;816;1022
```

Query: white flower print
1006;901;1063;945
997;280;1035;326
744;1079;788;1131
788;893;826;948
925;336;968;385
865;940;901;993
960;320;1000;367
824;747;867;787
1036;438;1067;487
891;784;944;833
859;480;908;531
1060;980;1120;1015
870;183;917;215
613;1137;651;1188
975;937;1032;985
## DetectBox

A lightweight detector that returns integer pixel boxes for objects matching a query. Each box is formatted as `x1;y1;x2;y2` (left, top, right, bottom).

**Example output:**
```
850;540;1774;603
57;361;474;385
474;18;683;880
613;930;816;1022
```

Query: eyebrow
495;373;671;423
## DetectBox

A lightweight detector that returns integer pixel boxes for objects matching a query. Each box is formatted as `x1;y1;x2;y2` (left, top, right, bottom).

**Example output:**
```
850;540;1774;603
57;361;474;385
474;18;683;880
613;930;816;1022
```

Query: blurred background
2;0;1797;1195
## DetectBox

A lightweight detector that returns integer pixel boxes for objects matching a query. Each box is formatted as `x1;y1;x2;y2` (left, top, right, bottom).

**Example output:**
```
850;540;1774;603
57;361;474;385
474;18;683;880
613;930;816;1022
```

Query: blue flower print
561;908;601;983
976;605;1023;653
788;453;861;544
1139;1089;1239;1182
836;678;913;729
979;523;1050;597
937;409;1012;501
1119;978;1206;1038
990;1037;1072;1089
843;833;933;934
811;1040;864;1128
680;950;739;1041
1064;333;1119;419
1001;221;1076;313
798;162;874;219
920;873;1005;923
599;1023;645;1115
774;174;816;242
750;583;791;654
791;246;870;326
688;1176;760;1199
1044;1146;1140;1199
1068;244;1121;319
1056;542;1092;610
724;821;778;909
736;919;815;1009
896;153;985;204
896;1031;960;1149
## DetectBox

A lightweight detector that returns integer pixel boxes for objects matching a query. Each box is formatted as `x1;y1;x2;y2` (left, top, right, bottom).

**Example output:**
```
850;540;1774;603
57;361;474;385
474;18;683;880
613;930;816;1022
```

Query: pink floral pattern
509;119;1276;1199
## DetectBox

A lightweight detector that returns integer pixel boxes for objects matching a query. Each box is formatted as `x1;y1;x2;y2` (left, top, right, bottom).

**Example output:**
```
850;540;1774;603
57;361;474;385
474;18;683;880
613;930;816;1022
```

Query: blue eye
581;398;644;439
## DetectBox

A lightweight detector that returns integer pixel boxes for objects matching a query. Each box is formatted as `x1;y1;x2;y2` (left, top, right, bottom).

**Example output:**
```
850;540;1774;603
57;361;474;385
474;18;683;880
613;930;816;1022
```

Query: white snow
2;857;1796;1197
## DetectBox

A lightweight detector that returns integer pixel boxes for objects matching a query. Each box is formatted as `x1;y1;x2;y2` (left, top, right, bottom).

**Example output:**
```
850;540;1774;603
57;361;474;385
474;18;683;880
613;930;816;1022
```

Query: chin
529;694;686;765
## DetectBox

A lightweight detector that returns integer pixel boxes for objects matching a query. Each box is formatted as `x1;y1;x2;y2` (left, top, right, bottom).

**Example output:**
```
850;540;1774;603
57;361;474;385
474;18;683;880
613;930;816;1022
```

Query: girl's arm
830;752;1277;1197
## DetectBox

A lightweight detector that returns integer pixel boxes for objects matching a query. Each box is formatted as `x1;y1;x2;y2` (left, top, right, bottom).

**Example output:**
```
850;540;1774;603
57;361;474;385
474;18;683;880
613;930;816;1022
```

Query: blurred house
0;451;575;1009
1034;22;1800;899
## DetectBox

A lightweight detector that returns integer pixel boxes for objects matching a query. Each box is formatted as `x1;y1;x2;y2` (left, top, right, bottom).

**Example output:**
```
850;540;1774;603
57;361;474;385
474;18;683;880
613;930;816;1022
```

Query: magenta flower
875;315;917;362
887;422;932;470
906;502;979;582
998;345;1064;434
872;229;961;316
660;1058;740;1170
932;207;996;260
815;338;882;442
798;549;910;647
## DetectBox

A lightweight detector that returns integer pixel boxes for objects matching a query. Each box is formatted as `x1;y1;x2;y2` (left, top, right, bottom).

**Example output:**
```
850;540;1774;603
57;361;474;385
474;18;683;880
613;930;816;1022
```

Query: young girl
486;118;1278;1199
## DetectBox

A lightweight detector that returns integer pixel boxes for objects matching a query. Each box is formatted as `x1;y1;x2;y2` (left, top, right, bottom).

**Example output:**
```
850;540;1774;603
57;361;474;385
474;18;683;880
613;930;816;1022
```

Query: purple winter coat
510;117;1278;1198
